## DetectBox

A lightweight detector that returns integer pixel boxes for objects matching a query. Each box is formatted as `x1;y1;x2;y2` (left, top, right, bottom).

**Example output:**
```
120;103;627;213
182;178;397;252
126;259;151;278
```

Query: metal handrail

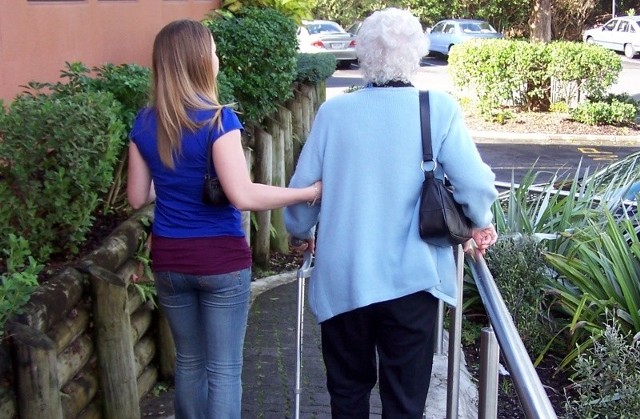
462;248;557;419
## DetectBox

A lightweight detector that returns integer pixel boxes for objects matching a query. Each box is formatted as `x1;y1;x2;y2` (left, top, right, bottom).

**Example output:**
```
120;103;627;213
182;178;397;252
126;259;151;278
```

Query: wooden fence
0;81;324;419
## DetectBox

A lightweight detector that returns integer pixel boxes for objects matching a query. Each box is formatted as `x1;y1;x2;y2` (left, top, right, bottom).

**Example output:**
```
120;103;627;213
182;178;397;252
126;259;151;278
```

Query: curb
471;130;640;146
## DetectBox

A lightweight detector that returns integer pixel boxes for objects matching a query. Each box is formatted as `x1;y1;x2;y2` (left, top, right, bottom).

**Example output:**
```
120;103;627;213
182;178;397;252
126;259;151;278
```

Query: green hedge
449;40;622;116
204;7;298;124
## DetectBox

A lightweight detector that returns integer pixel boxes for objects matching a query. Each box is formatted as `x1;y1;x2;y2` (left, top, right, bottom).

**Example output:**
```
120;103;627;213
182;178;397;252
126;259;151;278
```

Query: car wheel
624;44;637;58
585;36;595;44
336;60;352;70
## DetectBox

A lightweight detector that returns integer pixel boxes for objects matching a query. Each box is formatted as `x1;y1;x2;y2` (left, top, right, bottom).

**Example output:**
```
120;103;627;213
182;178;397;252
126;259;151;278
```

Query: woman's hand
464;224;498;255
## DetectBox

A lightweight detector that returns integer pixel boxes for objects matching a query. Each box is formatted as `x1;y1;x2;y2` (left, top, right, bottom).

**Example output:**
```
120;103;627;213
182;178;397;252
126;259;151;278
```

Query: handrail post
434;300;444;355
445;245;464;419
479;326;499;419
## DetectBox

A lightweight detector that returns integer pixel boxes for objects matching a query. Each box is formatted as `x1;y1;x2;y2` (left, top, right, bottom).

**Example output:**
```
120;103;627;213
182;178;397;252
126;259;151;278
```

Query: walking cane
295;251;314;419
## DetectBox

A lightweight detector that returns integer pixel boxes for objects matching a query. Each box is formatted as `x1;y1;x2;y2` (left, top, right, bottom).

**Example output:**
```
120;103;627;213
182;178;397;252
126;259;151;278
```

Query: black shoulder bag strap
419;91;436;180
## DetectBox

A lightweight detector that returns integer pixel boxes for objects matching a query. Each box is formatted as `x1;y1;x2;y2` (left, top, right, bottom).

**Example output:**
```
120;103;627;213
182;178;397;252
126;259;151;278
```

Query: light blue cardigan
285;87;497;323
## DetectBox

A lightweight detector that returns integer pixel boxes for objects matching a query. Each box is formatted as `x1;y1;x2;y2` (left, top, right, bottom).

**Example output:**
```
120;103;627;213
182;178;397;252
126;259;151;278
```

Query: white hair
356;8;429;85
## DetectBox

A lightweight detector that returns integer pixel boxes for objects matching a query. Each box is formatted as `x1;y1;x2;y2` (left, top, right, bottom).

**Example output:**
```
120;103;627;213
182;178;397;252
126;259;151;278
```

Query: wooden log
9;321;63;419
300;85;313;139
133;336;156;378
136;366;158;400
130;306;153;345
252;127;273;267
316;80;327;108
0;387;17;419
76;399;101;419
269;112;289;254
127;284;144;317
57;334;93;389
19;267;85;333
242;142;254;244
49;307;90;355
289;87;305;158
280;105;294;182
60;364;99;418
88;264;140;419
80;205;154;272
155;308;175;381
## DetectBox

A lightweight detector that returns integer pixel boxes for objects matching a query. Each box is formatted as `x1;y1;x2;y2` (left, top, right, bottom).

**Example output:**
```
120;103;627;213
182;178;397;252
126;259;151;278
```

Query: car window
305;23;344;35
444;23;456;34
431;22;446;34
618;21;629;32
603;19;618;31
631;25;637;33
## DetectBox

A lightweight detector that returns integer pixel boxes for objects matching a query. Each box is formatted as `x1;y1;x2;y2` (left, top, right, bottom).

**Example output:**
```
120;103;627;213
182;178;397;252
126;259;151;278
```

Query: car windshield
305;23;344;35
459;22;497;34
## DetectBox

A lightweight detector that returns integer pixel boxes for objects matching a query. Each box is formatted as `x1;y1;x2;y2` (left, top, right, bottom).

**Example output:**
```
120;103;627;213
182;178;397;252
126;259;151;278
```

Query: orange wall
0;0;219;103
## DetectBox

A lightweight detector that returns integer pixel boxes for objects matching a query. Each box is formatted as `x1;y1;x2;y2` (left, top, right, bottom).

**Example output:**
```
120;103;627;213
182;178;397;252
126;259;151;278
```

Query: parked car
426;18;503;56
583;16;640;59
297;19;357;68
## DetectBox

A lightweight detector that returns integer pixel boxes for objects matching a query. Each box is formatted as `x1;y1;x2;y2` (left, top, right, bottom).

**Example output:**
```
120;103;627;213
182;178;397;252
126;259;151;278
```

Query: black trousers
320;291;440;419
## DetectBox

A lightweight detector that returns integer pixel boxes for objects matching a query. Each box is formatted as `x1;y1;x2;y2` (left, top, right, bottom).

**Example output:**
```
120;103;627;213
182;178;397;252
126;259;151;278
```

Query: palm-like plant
545;211;640;370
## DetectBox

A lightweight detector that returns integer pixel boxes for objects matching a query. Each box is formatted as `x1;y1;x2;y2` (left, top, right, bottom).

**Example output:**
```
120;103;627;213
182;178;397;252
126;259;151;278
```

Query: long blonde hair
152;19;223;169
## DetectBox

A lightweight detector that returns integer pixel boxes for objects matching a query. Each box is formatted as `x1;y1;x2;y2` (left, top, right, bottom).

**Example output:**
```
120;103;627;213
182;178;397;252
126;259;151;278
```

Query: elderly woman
285;8;498;418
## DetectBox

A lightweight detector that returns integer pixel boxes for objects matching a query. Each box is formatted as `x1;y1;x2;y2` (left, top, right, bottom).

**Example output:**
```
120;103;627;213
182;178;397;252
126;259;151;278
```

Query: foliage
484;235;556;359
220;0;314;24
23;61;152;213
295;53;337;84
552;0;598;41
571;99;638;126
545;211;640;370
310;0;529;32
563;318;640;418
0;234;43;335
450;39;623;117
0;90;124;261
204;7;298;125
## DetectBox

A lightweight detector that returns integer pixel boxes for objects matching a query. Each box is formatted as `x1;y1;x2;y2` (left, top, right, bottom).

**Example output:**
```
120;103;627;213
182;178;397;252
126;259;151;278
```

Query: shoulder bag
418;91;473;247
202;135;229;206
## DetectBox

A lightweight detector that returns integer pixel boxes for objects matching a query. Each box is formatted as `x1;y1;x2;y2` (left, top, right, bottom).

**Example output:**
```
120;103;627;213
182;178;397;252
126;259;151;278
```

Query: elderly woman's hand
289;236;316;255
464;224;498;255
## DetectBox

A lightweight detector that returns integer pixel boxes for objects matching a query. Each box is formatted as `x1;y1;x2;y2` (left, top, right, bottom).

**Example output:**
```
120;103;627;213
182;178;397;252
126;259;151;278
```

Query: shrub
204;7;298;124
295;53;337;84
483;235;555;359
563;319;640;418
0;234;42;336
0;90;124;260
570;100;638;126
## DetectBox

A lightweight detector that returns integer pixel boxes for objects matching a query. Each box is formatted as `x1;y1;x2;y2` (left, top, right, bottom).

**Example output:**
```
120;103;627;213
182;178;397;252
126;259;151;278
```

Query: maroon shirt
151;235;252;275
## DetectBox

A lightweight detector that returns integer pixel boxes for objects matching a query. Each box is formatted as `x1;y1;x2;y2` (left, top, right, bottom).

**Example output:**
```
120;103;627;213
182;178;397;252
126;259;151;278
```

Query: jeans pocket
198;268;251;297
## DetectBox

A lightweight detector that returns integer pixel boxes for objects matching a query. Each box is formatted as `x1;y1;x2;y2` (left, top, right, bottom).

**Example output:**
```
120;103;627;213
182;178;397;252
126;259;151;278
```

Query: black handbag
202;137;229;206
418;91;473;247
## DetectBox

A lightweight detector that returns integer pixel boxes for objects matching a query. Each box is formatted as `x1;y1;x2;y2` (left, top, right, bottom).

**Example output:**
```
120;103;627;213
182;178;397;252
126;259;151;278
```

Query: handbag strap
419;91;435;179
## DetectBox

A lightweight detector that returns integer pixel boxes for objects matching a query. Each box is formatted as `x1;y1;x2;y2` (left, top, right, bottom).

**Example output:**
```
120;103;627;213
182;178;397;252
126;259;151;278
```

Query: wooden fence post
253;127;273;267
88;264;140;419
10;321;63;419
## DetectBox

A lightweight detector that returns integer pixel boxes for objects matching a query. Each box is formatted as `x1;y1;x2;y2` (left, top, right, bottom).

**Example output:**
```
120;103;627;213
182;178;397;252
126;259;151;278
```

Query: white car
297;20;357;69
583;16;640;58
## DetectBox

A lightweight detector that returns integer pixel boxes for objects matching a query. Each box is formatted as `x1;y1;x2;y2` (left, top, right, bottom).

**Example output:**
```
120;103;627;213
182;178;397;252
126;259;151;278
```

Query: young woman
127;19;320;419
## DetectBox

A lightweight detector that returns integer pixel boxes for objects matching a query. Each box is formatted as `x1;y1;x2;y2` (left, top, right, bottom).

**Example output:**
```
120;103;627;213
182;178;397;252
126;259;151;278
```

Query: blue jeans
154;268;251;419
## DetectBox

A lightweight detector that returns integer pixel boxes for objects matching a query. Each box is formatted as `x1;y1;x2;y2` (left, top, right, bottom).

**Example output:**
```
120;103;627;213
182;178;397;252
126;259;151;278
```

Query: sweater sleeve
284;107;325;239
430;92;498;228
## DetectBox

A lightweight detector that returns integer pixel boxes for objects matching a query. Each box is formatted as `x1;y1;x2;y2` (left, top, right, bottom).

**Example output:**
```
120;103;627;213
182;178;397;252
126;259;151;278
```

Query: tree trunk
530;0;552;42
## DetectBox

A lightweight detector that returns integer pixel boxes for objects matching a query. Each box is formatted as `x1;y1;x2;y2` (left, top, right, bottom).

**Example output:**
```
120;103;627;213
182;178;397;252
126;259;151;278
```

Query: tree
530;0;552;41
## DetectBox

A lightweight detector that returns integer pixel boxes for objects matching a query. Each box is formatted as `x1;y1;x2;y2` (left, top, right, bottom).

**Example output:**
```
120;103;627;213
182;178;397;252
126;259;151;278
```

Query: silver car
426;19;503;56
297;20;357;68
583;16;640;58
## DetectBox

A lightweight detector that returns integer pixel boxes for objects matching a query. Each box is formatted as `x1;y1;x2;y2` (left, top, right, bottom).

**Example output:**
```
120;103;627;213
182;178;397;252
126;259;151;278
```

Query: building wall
0;0;219;102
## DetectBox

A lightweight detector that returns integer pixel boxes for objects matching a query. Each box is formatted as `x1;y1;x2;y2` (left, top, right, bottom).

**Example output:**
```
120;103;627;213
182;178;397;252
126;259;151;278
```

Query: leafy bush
449;40;623;116
295;53;337;84
204;7;298;124
564;319;640;418
570;100;638;126
0;90;124;260
0;234;43;335
483;235;555;359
